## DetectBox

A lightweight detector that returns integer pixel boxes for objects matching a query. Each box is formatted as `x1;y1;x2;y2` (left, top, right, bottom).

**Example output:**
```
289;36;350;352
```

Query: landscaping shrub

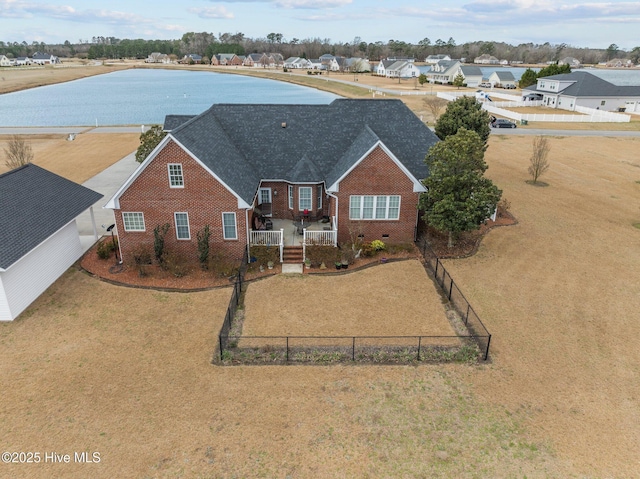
249;245;279;267
370;239;386;251
305;245;340;267
197;225;211;269
209;251;239;278
161;250;190;277
96;240;111;260
153;223;170;263
132;245;152;277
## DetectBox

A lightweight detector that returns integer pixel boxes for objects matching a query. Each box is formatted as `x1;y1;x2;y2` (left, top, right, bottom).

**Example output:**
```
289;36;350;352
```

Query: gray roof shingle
524;71;640;97
0;164;103;270
167;99;436;205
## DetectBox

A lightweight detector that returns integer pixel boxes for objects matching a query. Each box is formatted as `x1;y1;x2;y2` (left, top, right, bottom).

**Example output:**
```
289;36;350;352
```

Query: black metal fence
218;335;480;364
216;251;247;358
215;242;491;365
417;239;491;360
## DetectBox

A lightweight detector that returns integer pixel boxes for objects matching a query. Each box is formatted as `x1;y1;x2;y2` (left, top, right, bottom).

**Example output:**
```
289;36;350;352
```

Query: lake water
418;65;640;85
0;69;340;127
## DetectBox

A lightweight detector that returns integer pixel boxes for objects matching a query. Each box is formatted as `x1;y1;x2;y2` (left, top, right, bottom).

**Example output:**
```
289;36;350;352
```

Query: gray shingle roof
493;71;515;81
164;115;195;132
0;164;103;270
167;99;436;205
460;66;483;76
524;71;640;97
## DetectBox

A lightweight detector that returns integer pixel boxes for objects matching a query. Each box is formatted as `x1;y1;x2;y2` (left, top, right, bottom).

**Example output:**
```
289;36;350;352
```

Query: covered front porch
249;217;337;262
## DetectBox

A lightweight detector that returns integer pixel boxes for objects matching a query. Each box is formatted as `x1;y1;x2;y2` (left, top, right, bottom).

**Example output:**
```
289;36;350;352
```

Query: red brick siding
334;145;420;244
256;181;325;221
114;140;248;265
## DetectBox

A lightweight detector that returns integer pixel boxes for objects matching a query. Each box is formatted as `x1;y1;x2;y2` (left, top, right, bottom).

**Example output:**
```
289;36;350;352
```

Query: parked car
491;119;517;128
479;82;492;88
504;84;516;89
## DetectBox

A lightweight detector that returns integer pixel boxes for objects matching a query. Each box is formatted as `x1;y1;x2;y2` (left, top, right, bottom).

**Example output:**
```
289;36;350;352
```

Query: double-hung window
349;195;401;220
299;187;312;211
288;185;294;209
317;185;322;210
168;164;184;188
222;212;237;240
122;212;145;231
174;212;190;240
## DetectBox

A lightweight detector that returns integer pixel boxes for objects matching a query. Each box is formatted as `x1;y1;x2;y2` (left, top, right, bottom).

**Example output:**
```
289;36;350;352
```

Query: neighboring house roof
491;71;516;81
524;71;640;97
0;164;103;270
110;100;436;209
460;66;483;77
32;52;56;60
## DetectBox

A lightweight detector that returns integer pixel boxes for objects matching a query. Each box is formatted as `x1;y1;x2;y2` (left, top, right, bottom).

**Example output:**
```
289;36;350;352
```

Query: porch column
89;206;98;240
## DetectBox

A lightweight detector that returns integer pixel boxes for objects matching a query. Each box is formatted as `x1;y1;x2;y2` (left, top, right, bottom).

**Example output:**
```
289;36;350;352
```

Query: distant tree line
1;34;639;64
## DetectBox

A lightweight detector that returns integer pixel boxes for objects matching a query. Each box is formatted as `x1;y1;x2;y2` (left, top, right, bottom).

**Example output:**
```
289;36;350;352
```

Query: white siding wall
0;276;9;320
0;221;83;321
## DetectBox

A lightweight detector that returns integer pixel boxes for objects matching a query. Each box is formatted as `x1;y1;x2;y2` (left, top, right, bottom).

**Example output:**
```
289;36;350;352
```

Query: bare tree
423;96;448;123
4;135;34;170
528;135;550;184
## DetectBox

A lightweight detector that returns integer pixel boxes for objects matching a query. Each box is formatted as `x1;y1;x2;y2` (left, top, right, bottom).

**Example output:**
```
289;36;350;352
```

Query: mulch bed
423;210;518;259
80;212;516;290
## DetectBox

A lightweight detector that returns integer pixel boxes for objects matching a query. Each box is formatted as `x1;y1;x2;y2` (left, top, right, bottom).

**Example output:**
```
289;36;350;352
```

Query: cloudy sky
1;0;638;49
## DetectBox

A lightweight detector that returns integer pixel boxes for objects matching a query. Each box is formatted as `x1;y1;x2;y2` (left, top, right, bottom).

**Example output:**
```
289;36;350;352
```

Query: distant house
522;71;640;112
212;53;242;66
308;59;323;70
0;55;12;67
320;55;341;72
244;53;272;68
559;57;581;68
488;71;516;88
182;54;202;64
32;52;60;65
375;60;394;76
145;52;171;64
105;100;438;269
284;57;311;69
425;54;451;64
606;58;633;68
474;54;499;65
344;57;371;73
0;164;103;321
426;60;461;84
385;60;420;78
15;57;31;66
458;65;483;87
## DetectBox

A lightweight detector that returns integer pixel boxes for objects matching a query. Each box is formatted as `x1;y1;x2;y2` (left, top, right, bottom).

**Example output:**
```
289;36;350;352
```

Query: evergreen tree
419;129;502;247
434;96;491;143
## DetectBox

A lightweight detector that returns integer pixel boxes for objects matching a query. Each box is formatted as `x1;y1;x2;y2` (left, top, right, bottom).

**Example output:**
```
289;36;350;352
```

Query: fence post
449;277;454;301
484;334;491;361
417;336;421;361
352;337;356;361
219;335;224;361
286;337;289;362
465;304;470;326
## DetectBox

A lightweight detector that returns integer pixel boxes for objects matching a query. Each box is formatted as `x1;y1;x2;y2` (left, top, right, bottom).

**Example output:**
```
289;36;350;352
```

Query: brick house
105;99;437;265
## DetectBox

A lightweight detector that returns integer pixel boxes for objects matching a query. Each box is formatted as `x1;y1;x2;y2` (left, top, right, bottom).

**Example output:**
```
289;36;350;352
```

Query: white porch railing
250;229;284;262
302;229;337;261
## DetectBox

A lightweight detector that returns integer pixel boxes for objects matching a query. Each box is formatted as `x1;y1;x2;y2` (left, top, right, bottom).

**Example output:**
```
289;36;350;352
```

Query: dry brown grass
448;134;640;476
2;69;640;476
243;261;453;337
0;133;140;182
0;63;129;95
